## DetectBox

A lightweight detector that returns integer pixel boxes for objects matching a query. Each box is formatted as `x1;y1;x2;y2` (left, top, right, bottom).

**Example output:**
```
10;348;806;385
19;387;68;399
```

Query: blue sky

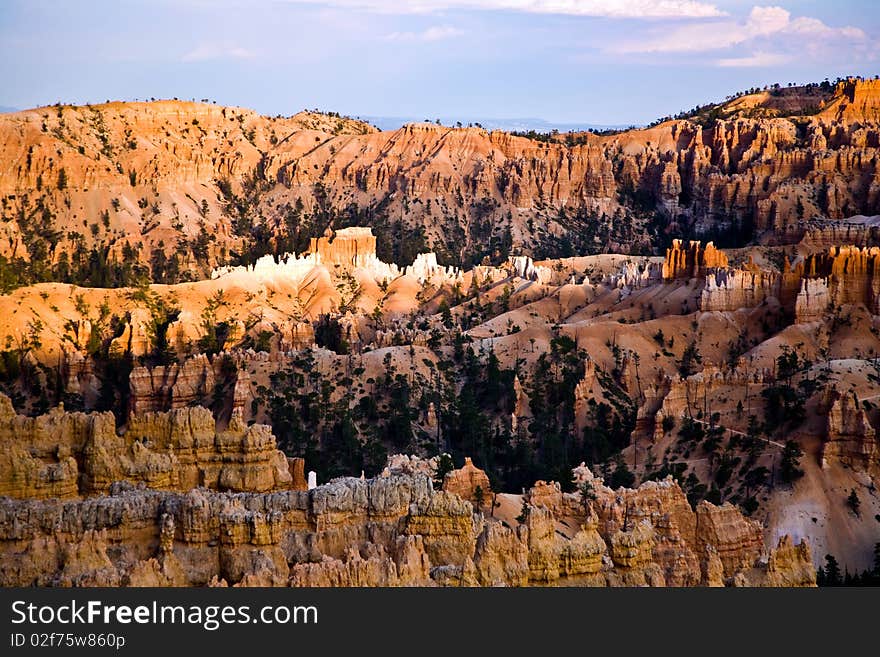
0;0;877;125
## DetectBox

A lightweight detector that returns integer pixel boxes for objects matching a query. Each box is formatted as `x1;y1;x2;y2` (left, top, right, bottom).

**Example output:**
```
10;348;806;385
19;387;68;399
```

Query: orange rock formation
662;240;728;280
442;457;492;510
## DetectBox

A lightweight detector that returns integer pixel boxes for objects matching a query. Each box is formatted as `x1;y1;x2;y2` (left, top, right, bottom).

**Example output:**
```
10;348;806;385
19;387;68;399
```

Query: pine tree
434;453;454;488
515;498;530;524
823;554;842;586
846;489;861;516
779;440;804;483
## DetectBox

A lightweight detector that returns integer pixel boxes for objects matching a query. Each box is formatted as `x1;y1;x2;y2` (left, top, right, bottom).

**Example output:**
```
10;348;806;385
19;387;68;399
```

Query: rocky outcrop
109;308;153;358
605;259;663;290
652;367;767;441
128;354;216;416
607;522;665;587
755;536;817;587
0;464;814;587
558;520;606;582
289;536;432;587
307;227;378;268
795;277;832;323
383;454;440;479
522;505;567;583
3;80;878;281
442;457;492;510
695;501;763;578
509;256;552;284
700;267;781;312
820;78;880;124
0;393;291;498
521;469;796;587
404;490;476;567
405;253;463;286
662;240;728;280
802;245;880;314
288;457;308;491
822;389;879;473
473;521;529;586
526;480;573;518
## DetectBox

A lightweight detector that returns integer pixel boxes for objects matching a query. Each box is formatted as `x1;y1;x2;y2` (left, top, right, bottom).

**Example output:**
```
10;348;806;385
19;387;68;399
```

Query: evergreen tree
823;554;842;586
846;489;861;516
779;440;804;484
434;453;454;488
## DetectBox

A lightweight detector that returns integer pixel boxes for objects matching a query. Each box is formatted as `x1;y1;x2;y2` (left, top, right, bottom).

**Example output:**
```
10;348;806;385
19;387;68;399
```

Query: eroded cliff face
801;245;880;314
521;470;810;587
822;389;879;473
662;239;729;280
0;393;291;499
661;240;880;321
0;101;372;269
0;466;814;587
442;457;493;511
2;79;878;278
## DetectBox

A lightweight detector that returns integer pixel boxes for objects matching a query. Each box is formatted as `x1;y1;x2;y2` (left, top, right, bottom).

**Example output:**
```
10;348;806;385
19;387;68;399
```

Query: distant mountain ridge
359;115;630;133
0;77;878;288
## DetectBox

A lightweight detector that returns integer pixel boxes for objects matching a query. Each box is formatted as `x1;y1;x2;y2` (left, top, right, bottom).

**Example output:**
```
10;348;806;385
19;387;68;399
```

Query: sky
0;0;877;126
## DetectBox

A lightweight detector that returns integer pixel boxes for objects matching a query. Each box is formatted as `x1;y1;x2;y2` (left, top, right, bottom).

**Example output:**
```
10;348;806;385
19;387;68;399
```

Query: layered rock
0;464;814;587
0;393;291;498
662;240;728;280
694;501;763;578
128;354;216;416
700;267;781;312
820;78;880;123
404;490;476;566
755;536;817;587
472;521;529;586
288;457;308;491
795;277;832;323
521;470;797;587
821;389;879;472
442;457;492;510
802;245;880;313
3;80;878;281
307;227;378;268
607;521;665;587
605;259;662;290
558;519;607;581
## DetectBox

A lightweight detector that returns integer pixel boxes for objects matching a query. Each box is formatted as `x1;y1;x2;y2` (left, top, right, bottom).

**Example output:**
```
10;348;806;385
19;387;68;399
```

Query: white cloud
716;51;791;67
181;44;256;62
745;5;789;36
384;25;464;41
612;5;866;54
282;0;725;18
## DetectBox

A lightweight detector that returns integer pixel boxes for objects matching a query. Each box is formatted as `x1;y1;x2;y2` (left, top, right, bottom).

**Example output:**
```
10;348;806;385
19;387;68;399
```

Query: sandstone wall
0;469;814;587
821;389;879;473
523;470;812;587
802;245;880;313
2;81;878;278
662;240;729;280
442;457;492;511
0;393;291;499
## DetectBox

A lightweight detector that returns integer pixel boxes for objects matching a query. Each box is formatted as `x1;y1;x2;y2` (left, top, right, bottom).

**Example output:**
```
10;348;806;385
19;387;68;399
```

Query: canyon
1;78;878;284
1;77;880;587
0;453;814;587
